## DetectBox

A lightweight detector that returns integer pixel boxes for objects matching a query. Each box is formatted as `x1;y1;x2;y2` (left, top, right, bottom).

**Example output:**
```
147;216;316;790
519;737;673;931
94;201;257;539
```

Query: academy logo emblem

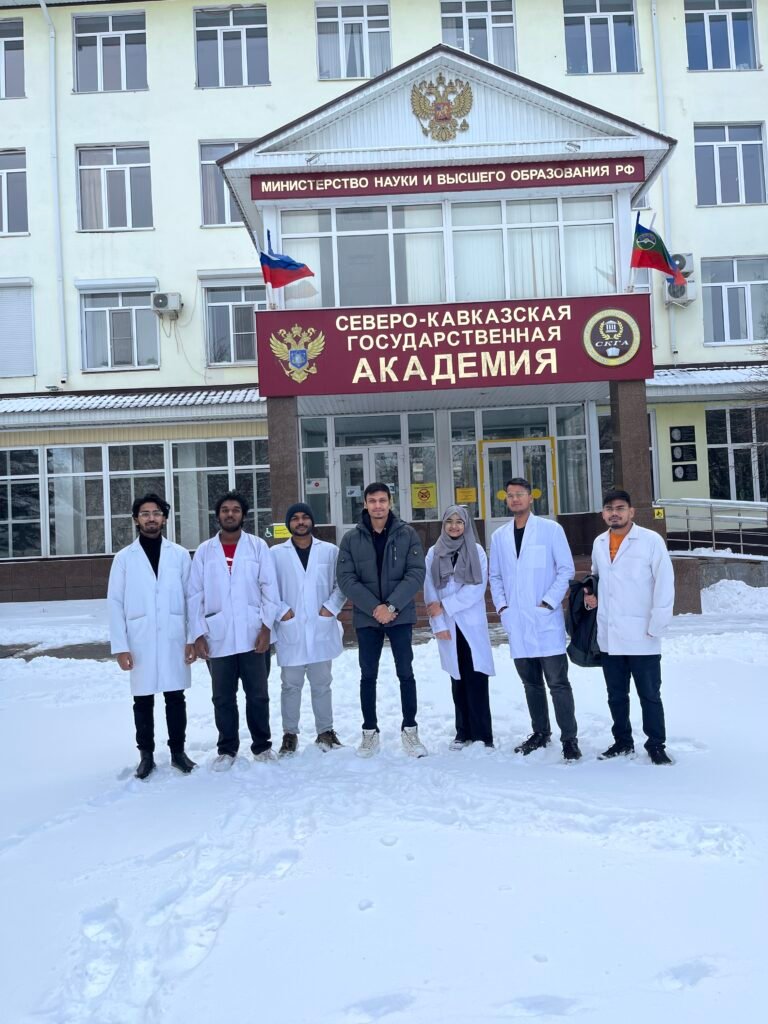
411;72;473;142
269;324;325;383
582;309;641;368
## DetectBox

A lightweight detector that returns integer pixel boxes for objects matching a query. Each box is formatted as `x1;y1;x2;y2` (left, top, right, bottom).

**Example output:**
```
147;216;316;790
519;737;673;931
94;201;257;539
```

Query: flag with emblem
630;215;685;285
259;231;314;289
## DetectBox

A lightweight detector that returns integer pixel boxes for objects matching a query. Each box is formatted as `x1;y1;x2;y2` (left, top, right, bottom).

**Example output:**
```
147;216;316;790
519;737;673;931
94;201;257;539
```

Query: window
108;444;166;551
555;404;589;513
706;407;768;501
694;124;766;206
0;150;27;234
408;413;438;522
233;439;271;538
702;258;768;344
48;446;106;556
74;13;147;92
195;7;269;87
82;291;159;369
564;0;638;74
440;1;515;70
0;449;41;558
300;418;330;524
205;284;266;364
451;411;479;520
685;0;757;71
0;19;24;98
78;146;153;230
0;281;34;377
200;142;244;224
316;2;390;79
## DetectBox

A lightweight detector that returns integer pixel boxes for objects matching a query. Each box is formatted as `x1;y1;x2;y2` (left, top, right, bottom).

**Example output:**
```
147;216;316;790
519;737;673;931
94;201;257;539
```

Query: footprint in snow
77;902;126;1000
496;994;582;1017
656;956;719;990
344;992;415;1022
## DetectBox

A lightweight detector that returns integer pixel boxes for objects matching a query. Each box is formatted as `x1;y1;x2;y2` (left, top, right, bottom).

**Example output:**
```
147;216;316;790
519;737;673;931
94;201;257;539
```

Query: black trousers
513;654;578;743
209;651;271;756
133;690;187;754
451;626;493;745
601;653;666;749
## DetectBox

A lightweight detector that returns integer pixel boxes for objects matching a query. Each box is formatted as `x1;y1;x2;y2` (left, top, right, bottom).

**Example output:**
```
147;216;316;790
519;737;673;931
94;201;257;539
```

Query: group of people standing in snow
108;476;675;780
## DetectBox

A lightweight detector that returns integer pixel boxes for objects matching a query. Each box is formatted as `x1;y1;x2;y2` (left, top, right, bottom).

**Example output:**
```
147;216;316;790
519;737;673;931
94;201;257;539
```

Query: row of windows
2;117;765;239
0;0;760;102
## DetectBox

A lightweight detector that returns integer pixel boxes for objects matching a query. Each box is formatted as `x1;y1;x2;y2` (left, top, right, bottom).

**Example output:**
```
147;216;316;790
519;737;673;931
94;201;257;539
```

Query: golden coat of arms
269;324;325;383
411;72;473;142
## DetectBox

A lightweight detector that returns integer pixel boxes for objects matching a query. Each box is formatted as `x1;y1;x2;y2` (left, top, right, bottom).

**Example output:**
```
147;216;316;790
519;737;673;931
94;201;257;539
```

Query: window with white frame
0;19;24;98
195;7;269;87
694;124;766;206
108;444;166;551
205;284;266;364
316;2;391;79
78;146;153;230
0;449;41;558
564;0;638;74
440;1;516;70
82;291;159;370
706;407;768;502
0;281;34;377
685;0;757;70
0;149;27;235
233;438;271;538
300;418;331;525
74;13;147;92
200;142;244;225
702;258;768;344
450;411;479;521
281;196;616;309
48;446;106;556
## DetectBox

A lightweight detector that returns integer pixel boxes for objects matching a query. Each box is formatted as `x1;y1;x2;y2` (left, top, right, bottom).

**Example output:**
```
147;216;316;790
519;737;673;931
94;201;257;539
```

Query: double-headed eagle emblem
411;72;473;142
269;324;325;383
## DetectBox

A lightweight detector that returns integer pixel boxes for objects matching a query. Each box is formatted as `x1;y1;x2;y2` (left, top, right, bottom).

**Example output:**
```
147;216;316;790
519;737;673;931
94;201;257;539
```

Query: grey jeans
280;660;334;735
513;654;578;743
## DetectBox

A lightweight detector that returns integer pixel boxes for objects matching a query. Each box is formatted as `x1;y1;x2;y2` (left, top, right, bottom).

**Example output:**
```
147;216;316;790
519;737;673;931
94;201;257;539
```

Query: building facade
0;0;766;594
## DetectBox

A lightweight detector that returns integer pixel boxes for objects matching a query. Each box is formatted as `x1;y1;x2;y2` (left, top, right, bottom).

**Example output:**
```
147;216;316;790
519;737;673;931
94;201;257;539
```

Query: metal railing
656;498;768;557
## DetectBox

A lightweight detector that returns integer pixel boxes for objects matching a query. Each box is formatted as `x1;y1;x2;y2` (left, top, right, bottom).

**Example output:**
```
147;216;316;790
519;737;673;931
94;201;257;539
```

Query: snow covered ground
1;582;766;1024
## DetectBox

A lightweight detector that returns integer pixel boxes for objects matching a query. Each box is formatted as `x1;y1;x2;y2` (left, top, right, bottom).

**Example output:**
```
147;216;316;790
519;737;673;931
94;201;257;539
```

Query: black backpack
566;575;602;668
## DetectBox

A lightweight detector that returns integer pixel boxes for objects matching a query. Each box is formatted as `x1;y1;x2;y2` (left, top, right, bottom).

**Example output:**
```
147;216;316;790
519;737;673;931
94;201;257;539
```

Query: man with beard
584;489;675;765
270;503;346;756
108;493;197;780
187;490;280;770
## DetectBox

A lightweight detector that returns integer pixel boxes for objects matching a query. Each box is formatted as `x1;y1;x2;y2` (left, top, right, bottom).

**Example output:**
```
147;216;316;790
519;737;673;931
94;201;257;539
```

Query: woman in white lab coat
424;505;495;749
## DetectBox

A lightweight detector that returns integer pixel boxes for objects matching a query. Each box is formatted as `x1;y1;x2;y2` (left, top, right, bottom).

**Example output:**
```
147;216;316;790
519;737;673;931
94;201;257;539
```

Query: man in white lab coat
187;490;280;770
271;503;346;756
490;478;581;761
108;493;197;780
584;489;675;765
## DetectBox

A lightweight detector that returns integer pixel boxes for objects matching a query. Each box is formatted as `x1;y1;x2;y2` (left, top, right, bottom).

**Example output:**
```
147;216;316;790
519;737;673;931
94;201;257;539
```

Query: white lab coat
424;543;495;679
591;524;675;655
187;532;280;658
107;537;193;697
489;514;574;659
270;538;346;667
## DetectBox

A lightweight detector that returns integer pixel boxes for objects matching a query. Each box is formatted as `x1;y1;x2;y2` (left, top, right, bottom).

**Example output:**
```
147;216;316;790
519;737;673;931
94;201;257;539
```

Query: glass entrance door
333;446;406;539
481;438;556;545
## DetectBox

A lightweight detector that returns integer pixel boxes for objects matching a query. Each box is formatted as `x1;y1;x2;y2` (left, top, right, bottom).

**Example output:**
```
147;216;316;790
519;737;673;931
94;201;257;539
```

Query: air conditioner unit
665;252;696;306
151;292;182;317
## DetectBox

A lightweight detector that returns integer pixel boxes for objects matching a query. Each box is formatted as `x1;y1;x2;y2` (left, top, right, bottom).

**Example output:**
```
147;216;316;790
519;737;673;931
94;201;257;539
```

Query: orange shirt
609;532;625;562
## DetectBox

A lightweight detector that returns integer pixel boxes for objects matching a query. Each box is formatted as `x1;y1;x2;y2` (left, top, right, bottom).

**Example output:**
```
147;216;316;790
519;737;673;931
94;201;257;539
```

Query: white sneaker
356;729;380;758
449;738;471;751
212;753;235;772
253;748;278;763
402;726;428;758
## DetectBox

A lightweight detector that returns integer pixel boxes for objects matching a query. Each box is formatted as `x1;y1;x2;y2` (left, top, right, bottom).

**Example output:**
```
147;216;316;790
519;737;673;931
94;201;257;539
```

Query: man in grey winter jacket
337;482;427;758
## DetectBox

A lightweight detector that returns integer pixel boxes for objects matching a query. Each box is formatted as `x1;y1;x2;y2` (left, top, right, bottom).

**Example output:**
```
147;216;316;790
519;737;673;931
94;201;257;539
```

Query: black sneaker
316;730;343;751
597;741;635;760
647;745;673;766
279;732;298;757
514;732;551;755
562;739;582;761
135;752;155;780
170;751;197;774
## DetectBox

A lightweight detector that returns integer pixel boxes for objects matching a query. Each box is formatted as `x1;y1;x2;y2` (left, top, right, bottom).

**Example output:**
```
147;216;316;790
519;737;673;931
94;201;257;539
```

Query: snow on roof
0;386;264;418
651;366;768;387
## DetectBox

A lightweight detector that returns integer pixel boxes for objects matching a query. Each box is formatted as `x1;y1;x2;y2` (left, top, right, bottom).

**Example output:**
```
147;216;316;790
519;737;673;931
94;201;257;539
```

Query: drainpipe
651;0;678;359
38;1;68;384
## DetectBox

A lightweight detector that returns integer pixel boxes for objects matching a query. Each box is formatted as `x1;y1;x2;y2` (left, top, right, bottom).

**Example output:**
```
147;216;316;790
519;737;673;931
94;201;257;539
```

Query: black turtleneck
139;533;162;577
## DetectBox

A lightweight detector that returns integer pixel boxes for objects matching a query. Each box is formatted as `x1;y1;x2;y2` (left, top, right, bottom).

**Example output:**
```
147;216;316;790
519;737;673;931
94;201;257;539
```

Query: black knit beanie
285;502;315;529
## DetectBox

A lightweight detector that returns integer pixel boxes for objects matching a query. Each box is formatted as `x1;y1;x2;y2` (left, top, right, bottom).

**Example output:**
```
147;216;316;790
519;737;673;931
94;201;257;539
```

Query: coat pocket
204;610;227;641
274;616;301;646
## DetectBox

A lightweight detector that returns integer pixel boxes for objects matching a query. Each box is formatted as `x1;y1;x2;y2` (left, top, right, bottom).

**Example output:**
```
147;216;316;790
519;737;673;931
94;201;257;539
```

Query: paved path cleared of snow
0;584;766;1023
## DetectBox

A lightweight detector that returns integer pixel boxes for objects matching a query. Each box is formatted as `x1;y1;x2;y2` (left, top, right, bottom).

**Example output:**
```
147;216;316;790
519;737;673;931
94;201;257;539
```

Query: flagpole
628;211;640;293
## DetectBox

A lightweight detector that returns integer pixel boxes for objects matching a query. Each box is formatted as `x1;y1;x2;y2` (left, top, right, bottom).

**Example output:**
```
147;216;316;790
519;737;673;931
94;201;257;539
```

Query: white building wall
1;0;767;396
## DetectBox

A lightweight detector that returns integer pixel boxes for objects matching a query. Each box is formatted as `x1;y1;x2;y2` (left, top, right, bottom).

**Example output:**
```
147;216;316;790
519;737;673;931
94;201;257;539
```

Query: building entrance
333;446;407;538
480;438;557;544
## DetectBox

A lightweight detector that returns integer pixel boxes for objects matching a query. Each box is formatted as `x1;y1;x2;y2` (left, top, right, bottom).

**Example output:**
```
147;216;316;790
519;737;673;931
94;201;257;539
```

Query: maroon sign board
256;293;653;398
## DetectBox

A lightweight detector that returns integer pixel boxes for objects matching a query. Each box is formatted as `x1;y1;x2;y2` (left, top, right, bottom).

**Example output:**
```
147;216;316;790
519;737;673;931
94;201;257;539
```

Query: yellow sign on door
411;483;437;508
455;487;477;503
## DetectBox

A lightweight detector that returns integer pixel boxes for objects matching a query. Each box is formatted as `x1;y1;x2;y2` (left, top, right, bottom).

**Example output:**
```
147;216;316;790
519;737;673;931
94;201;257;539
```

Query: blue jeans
601;653;666;749
357;624;418;731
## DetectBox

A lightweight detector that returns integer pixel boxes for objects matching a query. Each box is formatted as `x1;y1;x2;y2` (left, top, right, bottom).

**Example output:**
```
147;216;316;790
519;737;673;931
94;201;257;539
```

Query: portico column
267;396;300;529
609;379;664;536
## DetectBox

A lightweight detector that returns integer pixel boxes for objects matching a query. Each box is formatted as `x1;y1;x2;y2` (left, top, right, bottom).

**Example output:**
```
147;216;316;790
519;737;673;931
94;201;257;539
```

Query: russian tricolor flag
259;231;314;289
